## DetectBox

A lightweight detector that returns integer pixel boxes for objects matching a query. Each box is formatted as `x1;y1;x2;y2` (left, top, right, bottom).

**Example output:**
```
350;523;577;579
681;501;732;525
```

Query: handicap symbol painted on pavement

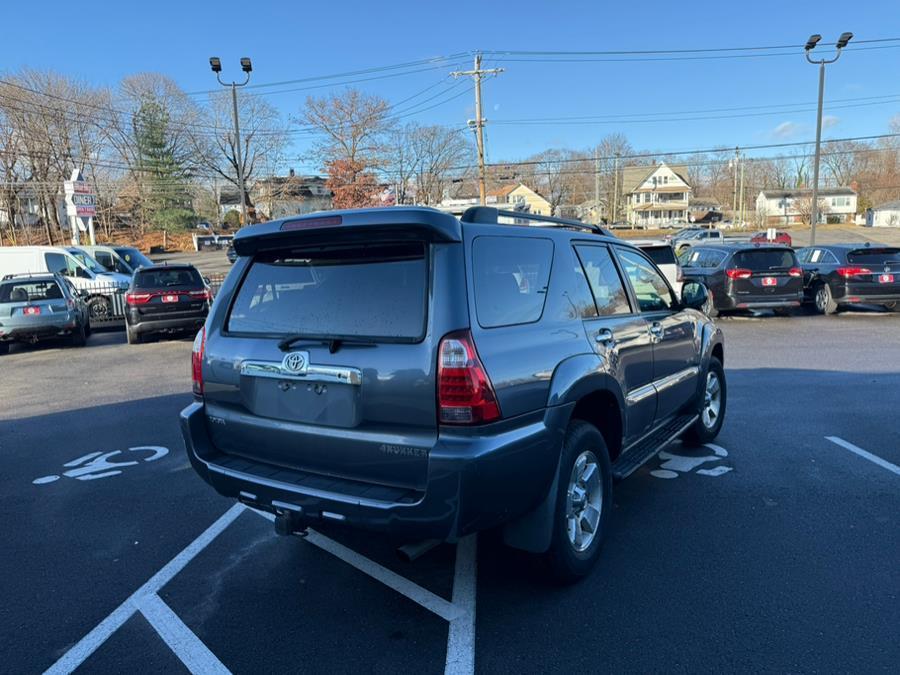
650;443;733;479
33;446;169;485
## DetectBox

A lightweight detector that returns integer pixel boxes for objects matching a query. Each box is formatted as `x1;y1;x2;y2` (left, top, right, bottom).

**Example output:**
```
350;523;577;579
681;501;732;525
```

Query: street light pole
210;56;252;226
804;32;853;246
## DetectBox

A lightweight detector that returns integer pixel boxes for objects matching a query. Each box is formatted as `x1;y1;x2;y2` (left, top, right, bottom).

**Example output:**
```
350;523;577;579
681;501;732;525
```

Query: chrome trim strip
240;360;362;386
654;366;699;394
626;366;698;406
626;383;656;406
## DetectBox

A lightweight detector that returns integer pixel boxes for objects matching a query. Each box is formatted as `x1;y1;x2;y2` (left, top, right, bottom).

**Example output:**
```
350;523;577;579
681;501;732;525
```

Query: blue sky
3;0;898;170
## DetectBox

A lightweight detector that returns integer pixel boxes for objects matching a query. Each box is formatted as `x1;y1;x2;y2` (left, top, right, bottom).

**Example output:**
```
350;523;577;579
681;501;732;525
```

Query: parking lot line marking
138;594;230;675
826;436;900;477
444;534;477;675
251;509;464;622
44;504;245;675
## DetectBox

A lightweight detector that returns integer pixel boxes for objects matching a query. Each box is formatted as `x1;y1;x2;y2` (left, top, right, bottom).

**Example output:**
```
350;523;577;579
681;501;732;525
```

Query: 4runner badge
282;351;308;375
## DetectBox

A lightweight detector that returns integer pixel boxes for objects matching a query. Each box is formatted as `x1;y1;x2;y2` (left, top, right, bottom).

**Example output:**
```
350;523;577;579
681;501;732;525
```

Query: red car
751;230;792;246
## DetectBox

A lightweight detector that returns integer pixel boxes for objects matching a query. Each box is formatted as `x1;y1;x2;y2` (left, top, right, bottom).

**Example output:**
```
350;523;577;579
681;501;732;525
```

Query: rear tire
684;357;727;445
71;323;87;347
546;421;613;584
814;283;838;315
126;325;142;345
84;320;92;338
884;302;899;312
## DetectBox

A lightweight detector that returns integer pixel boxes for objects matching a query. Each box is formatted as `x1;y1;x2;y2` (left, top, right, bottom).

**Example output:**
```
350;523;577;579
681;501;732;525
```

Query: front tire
546;421;613;583
87;295;112;322
814;283;838;315
684;357;727;444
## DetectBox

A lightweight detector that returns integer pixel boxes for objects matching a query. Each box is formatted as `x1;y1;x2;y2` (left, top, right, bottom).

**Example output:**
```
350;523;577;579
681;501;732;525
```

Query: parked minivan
182;206;726;581
0;246;130;321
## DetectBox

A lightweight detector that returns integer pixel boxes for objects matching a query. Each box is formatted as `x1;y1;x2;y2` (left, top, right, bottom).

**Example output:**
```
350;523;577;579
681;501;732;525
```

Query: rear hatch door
844;248;900;296
203;217;462;492
0;279;70;327
131;268;208;319
729;248;802;300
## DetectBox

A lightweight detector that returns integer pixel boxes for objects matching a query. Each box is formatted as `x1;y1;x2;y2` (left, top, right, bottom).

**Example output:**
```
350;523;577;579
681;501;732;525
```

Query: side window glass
823;251;839;264
810;249;823;263
574;245;631;316
615;248;675;312
796;248;810;263
44;253;67;275
473;236;554;328
566;249;598;319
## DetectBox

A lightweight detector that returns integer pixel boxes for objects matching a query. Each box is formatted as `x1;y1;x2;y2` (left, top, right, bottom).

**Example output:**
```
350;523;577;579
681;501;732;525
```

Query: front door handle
648;322;663;341
594;329;616;347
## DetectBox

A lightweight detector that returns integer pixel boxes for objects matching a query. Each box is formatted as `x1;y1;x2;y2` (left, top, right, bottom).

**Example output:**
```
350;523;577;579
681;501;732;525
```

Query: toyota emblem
282;351;307;374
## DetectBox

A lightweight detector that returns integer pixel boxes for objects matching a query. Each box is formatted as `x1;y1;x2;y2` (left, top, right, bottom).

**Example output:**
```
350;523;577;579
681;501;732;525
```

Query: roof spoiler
233;207;462;256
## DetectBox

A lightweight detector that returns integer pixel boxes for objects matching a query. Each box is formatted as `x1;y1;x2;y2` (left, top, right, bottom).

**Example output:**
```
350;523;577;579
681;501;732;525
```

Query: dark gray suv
181;206;726;581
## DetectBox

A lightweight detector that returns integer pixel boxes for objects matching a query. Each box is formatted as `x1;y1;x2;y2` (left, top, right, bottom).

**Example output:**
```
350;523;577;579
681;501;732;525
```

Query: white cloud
822;115;840;129
772;121;801;139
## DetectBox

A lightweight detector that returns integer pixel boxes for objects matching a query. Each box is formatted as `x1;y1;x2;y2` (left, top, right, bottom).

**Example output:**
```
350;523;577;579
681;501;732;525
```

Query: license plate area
240;377;361;427
162;294;180;303
761;277;777;287
23;306;41;315
879;273;894;284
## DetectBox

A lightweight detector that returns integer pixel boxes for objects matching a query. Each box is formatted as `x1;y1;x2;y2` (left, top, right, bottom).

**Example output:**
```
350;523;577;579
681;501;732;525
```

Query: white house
866;200;900;228
755;187;857;226
622;163;692;228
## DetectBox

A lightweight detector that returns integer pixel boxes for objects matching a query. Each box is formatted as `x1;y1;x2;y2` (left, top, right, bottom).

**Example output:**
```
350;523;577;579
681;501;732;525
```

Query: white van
630;239;683;295
0;246;131;321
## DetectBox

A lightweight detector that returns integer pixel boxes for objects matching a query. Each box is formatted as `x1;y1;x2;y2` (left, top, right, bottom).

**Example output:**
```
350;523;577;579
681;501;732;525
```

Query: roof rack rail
461;206;611;236
1;272;57;281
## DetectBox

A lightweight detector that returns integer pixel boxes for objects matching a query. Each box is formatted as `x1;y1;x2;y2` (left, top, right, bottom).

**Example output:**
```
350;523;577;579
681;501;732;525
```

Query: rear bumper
128;312;207;335
718;294;802;310
180;402;569;542
0;317;78;341
833;291;900;305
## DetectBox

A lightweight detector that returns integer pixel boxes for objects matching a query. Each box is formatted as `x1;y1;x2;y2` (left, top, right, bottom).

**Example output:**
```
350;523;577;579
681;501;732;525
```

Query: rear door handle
594;329;616;346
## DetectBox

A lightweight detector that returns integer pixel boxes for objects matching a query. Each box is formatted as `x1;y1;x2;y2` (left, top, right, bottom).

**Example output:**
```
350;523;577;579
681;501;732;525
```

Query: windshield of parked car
0;280;64;303
846;248;900;265
227;241;428;340
732;249;798;270
68;249;106;273
114;247;154;270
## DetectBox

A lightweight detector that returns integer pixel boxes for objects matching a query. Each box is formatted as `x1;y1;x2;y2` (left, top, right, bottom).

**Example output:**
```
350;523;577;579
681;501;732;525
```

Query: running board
612;414;698;481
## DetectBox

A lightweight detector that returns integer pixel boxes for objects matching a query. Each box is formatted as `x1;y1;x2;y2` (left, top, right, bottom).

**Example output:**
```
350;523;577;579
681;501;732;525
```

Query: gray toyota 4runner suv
181;206;726;581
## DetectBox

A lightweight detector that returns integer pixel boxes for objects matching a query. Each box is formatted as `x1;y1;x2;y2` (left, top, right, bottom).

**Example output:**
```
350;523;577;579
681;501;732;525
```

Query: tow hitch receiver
274;508;309;537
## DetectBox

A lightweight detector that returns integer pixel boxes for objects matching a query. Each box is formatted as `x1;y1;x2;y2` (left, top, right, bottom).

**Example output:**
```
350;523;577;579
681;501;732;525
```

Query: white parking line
44;503;245;675
138;594;229;674
826;436;900;477
251;509;464;622
444;535;477;675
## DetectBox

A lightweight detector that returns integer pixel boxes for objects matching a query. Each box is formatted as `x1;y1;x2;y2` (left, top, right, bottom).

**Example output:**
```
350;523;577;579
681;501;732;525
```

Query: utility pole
451;54;503;205
732;147;739;224
804;32;853;246
210;56;253;226
739;159;745;228
594;148;600;224
612;153;620;227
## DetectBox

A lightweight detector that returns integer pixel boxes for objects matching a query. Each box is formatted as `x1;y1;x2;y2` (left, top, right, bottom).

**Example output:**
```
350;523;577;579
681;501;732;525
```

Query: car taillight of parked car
725;268;753;280
788;267;802;278
836;266;872;278
192;326;206;397
66;298;76;310
125;292;153;305
188;289;210;301
437;330;500;425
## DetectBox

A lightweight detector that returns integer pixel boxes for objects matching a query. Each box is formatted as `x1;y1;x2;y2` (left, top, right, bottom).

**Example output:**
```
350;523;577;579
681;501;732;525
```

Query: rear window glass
732;249;797;270
847;248;900;265
473;236;553;328
227;241;427;340
135;268;203;289
680;248;726;268
639;245;676;266
0;280;64;303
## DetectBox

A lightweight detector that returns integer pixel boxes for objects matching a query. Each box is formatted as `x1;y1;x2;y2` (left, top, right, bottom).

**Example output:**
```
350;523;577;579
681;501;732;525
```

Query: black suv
679;243;803;316
181;207;726;580
125;265;210;344
796;244;900;314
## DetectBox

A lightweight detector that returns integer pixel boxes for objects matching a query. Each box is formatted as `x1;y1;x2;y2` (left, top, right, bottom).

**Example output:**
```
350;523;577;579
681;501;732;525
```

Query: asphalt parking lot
2;312;898;673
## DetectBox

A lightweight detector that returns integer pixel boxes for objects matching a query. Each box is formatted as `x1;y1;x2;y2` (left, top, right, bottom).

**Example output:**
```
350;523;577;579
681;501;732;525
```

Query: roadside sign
63;169;96;244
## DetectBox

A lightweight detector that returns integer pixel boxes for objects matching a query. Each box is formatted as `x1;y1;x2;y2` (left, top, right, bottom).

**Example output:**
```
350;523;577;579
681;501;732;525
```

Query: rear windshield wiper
278;334;374;353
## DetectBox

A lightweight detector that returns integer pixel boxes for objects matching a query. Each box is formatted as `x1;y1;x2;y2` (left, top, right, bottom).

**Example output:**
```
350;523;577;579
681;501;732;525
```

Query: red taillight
788;267;802;278
189;289;210;301
66;298;76;310
676;265;684;283
836;266;871;278
192;326;206;397
280;215;343;231
125;292;153;305
437;330;500;425
726;268;752;280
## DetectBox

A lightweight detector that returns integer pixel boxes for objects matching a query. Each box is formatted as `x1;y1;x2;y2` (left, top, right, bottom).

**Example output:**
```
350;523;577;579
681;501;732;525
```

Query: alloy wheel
566;451;603;552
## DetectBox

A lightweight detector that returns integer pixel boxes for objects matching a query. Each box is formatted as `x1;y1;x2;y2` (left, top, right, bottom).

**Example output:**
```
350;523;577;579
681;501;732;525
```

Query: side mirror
681;281;709;311
203;277;211;285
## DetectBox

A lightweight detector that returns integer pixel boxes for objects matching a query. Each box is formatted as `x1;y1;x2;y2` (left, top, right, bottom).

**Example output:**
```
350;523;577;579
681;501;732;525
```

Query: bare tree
302;89;391;170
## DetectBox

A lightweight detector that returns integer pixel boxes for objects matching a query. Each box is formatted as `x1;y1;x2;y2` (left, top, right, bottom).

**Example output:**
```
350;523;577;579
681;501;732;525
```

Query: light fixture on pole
804;32;852;245
210;56;253;226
